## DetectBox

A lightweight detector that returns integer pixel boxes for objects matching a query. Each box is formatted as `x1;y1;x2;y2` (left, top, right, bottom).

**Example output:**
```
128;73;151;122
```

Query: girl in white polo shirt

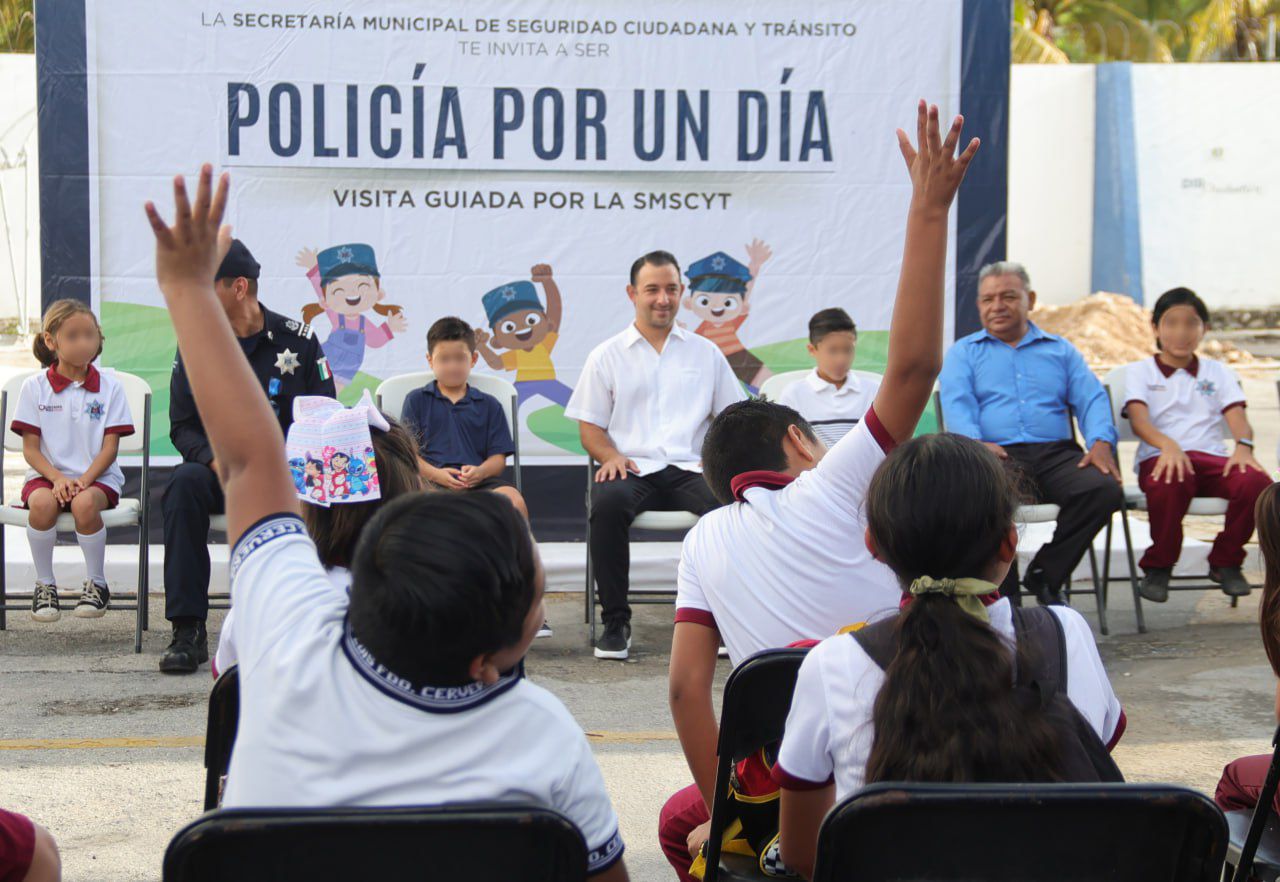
1122;286;1270;603
773;433;1124;878
10;300;133;622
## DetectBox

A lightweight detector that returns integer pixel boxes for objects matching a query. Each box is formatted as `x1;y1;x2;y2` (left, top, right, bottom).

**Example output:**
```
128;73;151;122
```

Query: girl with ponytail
774;433;1125;877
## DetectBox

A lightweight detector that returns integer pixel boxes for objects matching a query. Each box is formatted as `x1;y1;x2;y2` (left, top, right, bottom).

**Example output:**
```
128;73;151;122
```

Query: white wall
0;53;38;328
1008;64;1096;306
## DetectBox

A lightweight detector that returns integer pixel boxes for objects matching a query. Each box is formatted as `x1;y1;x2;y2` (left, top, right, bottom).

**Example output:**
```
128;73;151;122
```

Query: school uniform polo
400;381;514;468
10;364;134;503
777;369;880;448
675;407;902;667
772;598;1125;800
1123;355;1245;467
566;323;746;476
220;515;624;875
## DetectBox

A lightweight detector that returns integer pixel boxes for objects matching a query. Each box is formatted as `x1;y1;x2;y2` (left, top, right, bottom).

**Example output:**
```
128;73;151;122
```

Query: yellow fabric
689;819;755;881
500;331;558;382
908;576;998;623
837;621;867;634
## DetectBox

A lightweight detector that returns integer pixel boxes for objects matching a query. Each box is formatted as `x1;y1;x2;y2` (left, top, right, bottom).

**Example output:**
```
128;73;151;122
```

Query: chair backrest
1104;362;1239;446
812;782;1227;882
2;368;152;455
375;370;520;441
757;369;810;401
203;666;240;811
163;804;589;882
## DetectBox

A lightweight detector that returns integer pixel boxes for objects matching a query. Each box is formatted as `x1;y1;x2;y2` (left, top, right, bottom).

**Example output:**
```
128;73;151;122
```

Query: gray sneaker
31;581;60;622
1210;566;1253;598
1139;568;1171;603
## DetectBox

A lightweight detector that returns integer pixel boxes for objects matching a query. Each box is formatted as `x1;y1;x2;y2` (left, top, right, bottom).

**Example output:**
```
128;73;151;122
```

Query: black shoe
1024;569;1065;607
160;621;209;674
1139;568;1171;603
594;621;631;660
1210;566;1253;598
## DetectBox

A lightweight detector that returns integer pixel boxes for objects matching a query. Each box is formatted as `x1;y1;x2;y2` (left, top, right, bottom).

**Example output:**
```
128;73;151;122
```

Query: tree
1;0;32;53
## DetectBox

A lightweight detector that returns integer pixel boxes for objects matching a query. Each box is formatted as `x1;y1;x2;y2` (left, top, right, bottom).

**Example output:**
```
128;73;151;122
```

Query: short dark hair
701;399;817;504
809;308;856;344
347;492;537;686
629;250;681;286
1152;287;1209;328
427;316;476;354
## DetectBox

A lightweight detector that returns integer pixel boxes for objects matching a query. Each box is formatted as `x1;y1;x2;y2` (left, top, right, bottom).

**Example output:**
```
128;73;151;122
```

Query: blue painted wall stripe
1092;62;1144;304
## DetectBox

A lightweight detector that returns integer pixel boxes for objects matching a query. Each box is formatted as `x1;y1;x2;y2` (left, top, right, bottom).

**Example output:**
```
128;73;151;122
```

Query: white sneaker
31;581;60;622
536;621;553;639
74;580;110;618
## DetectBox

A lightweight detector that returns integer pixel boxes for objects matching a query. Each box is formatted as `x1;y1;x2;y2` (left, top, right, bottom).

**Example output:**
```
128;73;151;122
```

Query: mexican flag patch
317;357;332;381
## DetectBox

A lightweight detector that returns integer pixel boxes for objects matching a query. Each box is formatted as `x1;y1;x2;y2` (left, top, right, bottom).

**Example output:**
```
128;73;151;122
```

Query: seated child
777;308;879;447
1217;483;1280;814
213;400;422;677
1123;286;1270;603
774;432;1126;878
402;316;528;519
10;300;133;622
663;103;977;880
144;167;625;880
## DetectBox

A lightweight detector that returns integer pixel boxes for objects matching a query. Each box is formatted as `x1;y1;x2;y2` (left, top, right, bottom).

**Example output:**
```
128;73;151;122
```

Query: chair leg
134;525;145;654
1088;542;1108;637
1099;520;1113;637
1120;509;1146;634
0;522;7;631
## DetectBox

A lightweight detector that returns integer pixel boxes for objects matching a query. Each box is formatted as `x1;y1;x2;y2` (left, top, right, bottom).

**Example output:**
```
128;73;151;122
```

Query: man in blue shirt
940;261;1123;606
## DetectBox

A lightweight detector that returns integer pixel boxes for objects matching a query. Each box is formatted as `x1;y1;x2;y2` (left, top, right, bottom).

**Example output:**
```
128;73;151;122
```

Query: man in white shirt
566;250;747;660
777;308;879;447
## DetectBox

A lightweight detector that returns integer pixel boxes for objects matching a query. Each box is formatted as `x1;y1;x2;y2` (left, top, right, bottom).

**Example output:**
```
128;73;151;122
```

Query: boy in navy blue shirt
402;317;528;520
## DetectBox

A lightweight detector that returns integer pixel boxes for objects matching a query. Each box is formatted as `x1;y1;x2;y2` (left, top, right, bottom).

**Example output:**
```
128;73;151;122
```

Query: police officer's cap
215;239;261;282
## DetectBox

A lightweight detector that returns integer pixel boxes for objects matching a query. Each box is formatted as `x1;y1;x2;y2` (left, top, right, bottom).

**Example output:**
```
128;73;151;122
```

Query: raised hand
531;263;554;282
295;247;319;270
896;101;980;216
144;164;231;296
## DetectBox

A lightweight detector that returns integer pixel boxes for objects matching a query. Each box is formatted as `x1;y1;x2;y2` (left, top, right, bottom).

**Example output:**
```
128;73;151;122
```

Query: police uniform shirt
220;515;626;876
777;369;881;448
170;307;336;464
773;599;1125;800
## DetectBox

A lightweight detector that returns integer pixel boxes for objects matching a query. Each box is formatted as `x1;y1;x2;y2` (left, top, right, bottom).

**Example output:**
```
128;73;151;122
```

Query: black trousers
999;440;1125;600
162;461;225;622
589;466;719;626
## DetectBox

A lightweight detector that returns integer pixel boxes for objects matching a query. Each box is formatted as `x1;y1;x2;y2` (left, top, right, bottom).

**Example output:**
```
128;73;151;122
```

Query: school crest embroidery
1196;379;1217;397
85;400;105;421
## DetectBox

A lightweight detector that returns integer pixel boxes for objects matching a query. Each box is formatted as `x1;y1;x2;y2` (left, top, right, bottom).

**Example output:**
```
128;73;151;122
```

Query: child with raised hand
11;300;133;621
773;432;1125;878
145;167;628;882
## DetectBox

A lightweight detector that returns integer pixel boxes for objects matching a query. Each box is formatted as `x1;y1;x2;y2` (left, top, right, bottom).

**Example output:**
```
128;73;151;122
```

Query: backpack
852;605;1124;783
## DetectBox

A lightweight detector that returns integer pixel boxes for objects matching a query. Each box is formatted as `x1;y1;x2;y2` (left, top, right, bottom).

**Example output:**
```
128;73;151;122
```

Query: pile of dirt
1031;292;1254;367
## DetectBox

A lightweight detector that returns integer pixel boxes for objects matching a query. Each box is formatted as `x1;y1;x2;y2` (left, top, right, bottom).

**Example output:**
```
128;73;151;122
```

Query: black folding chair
811;782;1226;882
163;804;588;882
703;647;809;882
202;665;240;811
1225;725;1280;882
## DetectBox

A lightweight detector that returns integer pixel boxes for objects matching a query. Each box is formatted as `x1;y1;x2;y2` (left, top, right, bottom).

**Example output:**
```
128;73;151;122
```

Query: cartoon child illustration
683;239;773;391
297;244;409;391
304;457;325;502
329;450;352;500
475;264;574;408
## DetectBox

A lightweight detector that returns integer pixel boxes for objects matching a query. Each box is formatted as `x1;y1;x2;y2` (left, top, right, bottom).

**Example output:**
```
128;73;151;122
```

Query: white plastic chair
0;369;152;652
1102;364;1241;633
757;368;885;403
376;371;522;492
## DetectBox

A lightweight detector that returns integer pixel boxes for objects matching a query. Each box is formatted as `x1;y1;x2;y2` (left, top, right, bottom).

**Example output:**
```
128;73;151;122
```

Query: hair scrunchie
908;576;1000;623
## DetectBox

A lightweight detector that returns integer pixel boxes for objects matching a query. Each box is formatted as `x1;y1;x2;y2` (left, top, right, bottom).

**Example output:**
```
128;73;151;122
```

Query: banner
45;0;1006;462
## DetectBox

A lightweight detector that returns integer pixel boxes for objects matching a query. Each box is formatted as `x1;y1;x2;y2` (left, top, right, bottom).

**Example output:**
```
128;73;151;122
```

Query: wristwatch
1237;438;1255;448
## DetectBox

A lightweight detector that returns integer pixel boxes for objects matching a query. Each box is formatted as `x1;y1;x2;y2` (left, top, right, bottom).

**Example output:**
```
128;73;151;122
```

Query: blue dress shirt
939;322;1117;448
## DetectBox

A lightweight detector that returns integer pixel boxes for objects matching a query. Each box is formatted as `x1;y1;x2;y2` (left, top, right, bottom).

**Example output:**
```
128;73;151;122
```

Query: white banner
86;0;962;459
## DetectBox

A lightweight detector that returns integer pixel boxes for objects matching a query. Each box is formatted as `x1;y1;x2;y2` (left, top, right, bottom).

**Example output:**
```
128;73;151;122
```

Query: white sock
27;525;56;585
77;527;107;587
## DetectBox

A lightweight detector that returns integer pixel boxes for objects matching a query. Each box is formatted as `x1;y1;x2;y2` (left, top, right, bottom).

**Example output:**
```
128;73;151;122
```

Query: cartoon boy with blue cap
296;243;409;391
475;263;573;407
682;239;774;390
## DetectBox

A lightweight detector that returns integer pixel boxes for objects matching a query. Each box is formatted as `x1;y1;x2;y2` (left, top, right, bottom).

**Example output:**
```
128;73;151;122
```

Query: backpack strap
1010;605;1068;702
850;617;899;670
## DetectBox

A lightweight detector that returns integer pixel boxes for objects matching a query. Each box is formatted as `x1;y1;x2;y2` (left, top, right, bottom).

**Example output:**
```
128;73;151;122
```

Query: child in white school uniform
773;432;1125;878
144;167;628;881
1122;286;1270;603
777;308;879;448
11;300;133;621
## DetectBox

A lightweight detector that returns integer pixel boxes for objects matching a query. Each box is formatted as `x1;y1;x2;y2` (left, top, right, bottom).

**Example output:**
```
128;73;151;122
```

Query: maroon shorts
0;808;35;882
20;477;119;510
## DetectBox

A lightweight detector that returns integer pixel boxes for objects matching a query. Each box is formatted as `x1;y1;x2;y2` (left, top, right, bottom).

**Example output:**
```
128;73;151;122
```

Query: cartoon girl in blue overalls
297;244;408;391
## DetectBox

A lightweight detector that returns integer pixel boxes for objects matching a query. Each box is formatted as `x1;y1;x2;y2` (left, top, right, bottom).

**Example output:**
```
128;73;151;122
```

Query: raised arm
145;166;297;545
873;102;980;442
533;264;562;331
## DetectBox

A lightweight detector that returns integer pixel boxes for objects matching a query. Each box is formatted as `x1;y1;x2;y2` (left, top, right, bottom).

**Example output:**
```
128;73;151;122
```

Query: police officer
160;239;336;673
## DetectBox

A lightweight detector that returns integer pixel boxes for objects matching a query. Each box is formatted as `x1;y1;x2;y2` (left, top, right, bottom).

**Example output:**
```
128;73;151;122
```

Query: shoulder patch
280;317;315;340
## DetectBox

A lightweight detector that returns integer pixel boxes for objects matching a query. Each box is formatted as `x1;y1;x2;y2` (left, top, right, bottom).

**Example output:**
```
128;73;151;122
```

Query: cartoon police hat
483;281;544;326
317;243;380;287
215;239;261;281
686;251;751;294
